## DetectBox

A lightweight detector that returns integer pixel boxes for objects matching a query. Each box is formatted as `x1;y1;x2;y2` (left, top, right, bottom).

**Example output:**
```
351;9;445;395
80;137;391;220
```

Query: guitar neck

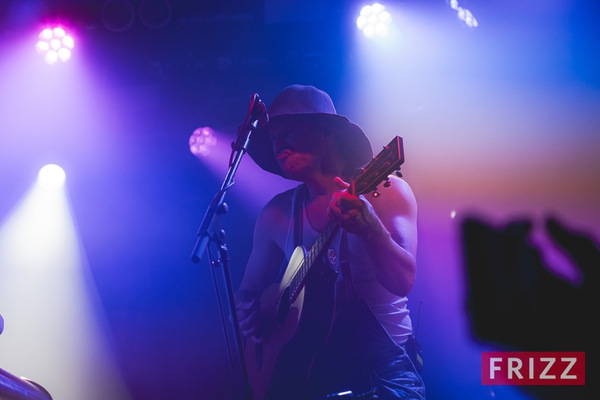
288;220;340;303
285;136;405;307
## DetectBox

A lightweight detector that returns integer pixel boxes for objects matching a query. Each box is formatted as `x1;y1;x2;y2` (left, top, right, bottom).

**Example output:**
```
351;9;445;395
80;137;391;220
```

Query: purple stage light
36;27;74;65
189;127;217;157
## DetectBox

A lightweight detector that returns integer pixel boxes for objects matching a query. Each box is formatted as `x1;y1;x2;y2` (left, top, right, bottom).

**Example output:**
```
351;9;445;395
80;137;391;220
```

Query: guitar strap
293;184;307;248
339;230;358;304
292;185;377;398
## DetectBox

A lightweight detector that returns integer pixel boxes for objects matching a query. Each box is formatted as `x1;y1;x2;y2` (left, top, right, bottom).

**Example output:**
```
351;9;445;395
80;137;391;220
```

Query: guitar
244;136;405;400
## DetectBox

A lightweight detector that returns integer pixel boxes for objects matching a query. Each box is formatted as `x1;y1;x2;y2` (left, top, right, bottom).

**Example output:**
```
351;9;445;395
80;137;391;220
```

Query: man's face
267;118;326;180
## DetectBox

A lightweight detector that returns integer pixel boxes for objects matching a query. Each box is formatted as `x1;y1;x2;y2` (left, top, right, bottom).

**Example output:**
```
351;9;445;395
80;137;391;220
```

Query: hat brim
247;113;373;177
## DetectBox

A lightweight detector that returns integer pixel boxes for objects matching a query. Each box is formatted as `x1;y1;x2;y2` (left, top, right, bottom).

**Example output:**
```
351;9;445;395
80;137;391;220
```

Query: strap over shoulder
340;230;359;303
292;183;308;247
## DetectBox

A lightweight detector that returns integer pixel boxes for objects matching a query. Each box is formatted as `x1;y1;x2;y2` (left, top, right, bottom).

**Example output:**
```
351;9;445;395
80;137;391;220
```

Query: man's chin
279;165;307;182
278;158;316;181
280;170;304;182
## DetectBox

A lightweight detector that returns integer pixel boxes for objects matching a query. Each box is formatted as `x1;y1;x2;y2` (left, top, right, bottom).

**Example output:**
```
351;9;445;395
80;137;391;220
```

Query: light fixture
450;0;478;28
38;164;66;188
189;127;218;157
36;27;74;64
356;3;393;39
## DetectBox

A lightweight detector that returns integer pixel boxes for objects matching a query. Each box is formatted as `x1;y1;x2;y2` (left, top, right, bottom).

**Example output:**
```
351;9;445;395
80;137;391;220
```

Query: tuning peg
395;170;403;178
383;179;391;188
372;190;381;197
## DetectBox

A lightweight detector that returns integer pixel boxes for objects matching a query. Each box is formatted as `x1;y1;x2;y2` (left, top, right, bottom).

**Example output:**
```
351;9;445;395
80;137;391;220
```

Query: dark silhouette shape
463;216;598;400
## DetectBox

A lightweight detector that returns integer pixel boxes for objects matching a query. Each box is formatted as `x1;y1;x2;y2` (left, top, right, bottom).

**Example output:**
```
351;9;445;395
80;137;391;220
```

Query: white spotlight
38;164;66;188
357;3;392;39
449;1;478;28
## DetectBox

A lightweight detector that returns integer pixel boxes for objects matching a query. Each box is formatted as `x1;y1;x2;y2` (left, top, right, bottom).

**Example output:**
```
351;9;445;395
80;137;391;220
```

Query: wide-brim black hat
247;85;373;177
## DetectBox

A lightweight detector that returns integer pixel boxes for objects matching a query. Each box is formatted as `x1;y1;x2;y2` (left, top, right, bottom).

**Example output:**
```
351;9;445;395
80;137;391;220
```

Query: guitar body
245;246;338;400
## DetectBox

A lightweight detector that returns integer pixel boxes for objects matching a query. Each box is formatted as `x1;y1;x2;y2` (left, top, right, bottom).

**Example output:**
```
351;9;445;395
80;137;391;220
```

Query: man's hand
328;177;382;238
235;298;266;344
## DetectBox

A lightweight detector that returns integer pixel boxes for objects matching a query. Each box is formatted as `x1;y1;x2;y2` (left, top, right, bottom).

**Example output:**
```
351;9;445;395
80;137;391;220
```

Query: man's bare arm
329;175;418;297
235;194;289;341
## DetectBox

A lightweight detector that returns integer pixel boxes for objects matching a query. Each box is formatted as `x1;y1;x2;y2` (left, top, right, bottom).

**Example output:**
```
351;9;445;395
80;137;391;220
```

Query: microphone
252;93;268;128
231;93;268;155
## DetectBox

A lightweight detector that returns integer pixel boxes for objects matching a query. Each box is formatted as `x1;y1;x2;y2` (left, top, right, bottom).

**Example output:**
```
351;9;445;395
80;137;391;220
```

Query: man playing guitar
235;85;425;399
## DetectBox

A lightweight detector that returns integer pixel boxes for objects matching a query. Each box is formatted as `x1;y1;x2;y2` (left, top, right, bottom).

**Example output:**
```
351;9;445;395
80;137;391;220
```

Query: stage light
38;164;66;188
194;128;297;214
357;3;392;39
449;0;478;28
0;180;131;399
36;27;74;64
189;127;217;157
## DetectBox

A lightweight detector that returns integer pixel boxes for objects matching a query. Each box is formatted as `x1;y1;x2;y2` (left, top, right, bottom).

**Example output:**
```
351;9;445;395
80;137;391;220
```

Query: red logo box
482;352;585;385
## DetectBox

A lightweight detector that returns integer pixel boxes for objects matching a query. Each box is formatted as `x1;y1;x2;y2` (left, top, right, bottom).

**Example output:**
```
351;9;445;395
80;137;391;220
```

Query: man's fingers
238;308;259;328
334;176;349;189
235;299;257;317
236;298;258;312
236;299;260;326
341;194;364;209
238;308;267;343
235;298;267;343
328;198;341;215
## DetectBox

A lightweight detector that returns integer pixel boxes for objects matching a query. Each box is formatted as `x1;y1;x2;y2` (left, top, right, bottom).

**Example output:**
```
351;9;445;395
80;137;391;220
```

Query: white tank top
281;185;413;345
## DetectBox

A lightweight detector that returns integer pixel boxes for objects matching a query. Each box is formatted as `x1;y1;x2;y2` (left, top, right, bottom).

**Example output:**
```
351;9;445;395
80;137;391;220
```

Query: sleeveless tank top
280;184;413;345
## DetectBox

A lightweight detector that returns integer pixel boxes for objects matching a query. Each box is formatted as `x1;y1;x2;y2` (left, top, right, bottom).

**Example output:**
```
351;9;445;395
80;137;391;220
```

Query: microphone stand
191;93;266;400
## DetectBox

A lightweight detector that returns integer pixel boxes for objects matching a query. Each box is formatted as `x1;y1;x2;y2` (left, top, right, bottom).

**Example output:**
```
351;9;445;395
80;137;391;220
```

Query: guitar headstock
350;136;404;196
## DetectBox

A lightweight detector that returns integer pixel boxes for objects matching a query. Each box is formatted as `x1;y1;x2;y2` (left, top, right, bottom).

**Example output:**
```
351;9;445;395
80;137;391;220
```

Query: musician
235;85;425;399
